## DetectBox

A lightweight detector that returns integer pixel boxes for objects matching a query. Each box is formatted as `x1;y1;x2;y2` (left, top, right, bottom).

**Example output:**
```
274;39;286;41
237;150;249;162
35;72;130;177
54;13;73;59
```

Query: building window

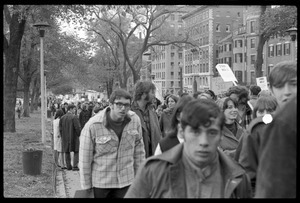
251;55;256;65
276;44;282;56
226;24;230;32
251;71;256;84
171;52;175;58
244;53;247;64
235;53;243;63
229;44;232;51
170;14;175;21
206;63;209;72
235;71;243;83
235;39;243;48
268;45;274;57
216;23;220;32
179;53;182;59
250;20;255;33
178;15;182;22
284;43;290;55
250;38;256;48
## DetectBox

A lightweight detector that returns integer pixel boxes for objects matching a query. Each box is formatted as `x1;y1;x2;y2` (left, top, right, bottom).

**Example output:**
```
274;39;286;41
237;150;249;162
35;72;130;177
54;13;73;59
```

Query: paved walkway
55;168;81;198
54;153;82;198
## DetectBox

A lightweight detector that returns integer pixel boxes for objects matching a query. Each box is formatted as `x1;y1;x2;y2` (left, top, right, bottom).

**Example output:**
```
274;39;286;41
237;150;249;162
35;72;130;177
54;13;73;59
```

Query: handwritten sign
216;64;238;82
154;82;163;102
256;76;269;91
211;77;233;95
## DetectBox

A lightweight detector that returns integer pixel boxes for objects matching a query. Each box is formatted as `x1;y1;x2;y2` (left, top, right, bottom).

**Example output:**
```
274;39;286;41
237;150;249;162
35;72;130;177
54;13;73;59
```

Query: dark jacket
255;96;296;198
235;117;266;181
219;121;245;159
79;109;91;128
158;132;180;153
59;112;82;152
131;101;162;158
125;143;252;198
159;108;174;138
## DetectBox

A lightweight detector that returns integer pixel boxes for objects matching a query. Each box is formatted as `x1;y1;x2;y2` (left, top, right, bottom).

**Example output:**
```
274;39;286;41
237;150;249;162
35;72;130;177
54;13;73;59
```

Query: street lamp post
33;22;50;144
286;27;297;61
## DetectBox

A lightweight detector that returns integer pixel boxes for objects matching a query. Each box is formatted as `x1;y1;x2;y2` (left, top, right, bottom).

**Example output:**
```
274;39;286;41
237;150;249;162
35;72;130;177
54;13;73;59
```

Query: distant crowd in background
48;60;296;198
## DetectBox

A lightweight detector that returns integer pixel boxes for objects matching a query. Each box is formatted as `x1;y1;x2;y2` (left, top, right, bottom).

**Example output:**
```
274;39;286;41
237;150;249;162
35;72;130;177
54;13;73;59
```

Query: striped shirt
79;107;145;189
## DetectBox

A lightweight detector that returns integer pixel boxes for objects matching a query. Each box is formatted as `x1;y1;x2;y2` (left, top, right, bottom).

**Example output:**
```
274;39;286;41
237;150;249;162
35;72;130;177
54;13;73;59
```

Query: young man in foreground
125;99;251;198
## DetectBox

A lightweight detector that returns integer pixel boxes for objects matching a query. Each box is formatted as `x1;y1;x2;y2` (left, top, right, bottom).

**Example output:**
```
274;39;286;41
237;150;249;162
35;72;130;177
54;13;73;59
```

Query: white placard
154;82;163;102
211;77;233;95
216;64;238;82
256;76;269;91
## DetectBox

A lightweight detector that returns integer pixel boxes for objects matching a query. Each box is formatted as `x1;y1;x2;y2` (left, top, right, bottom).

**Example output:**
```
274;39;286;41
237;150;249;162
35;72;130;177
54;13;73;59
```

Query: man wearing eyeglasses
79;88;145;198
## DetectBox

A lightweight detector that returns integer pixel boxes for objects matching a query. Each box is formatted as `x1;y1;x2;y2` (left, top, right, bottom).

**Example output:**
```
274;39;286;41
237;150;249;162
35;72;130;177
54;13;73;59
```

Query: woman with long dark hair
154;95;194;155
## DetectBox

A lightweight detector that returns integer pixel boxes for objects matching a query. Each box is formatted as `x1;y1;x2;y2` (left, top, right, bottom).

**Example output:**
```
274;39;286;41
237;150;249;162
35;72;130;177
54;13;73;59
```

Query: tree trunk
255;5;268;78
23;83;30;117
4;13;26;132
30;76;39;113
22;35;37;117
255;34;267;78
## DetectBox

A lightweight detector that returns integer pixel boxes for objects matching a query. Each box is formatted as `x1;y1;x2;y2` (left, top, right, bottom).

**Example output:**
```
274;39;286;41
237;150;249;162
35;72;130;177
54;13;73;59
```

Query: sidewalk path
55;168;81;198
54;152;82;198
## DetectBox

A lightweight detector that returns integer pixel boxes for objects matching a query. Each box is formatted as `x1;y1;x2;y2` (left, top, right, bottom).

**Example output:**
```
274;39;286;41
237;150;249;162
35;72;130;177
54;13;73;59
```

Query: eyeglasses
114;102;131;109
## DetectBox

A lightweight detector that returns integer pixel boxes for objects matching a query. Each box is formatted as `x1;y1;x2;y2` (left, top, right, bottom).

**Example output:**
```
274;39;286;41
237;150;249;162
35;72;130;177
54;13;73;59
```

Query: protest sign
256;76;269;91
211;77;233;95
216;64;238;84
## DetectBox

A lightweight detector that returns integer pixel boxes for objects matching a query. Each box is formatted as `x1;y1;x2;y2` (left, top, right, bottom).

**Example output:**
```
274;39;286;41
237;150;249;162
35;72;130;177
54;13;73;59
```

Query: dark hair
205;89;216;100
64;102;68;105
193;91;202;99
249;85;261;96
268;61;297;88
216;97;238;112
133;81;156;101
253;95;278;119
180;92;189;97
166;95;194;138
181;99;225;131
166;94;179;105
55;109;64;119
109;88;132;103
226;85;249;104
67;104;76;111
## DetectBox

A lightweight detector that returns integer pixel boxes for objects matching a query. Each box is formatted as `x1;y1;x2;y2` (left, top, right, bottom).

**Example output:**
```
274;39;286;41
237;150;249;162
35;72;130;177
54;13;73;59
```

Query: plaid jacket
79;107;145;189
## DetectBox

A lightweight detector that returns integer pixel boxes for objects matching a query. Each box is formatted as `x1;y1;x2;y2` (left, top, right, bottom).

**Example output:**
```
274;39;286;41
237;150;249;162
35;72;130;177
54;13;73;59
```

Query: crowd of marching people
52;60;296;198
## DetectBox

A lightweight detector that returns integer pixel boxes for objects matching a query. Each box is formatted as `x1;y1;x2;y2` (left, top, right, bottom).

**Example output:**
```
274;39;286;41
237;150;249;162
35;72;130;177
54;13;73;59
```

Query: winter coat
159;108;174;138
255;96;296;198
234;117;266;196
131;101;162;158
59;112;82;152
53;118;62;152
79;109;92;128
125;143;252;198
219;121;245;159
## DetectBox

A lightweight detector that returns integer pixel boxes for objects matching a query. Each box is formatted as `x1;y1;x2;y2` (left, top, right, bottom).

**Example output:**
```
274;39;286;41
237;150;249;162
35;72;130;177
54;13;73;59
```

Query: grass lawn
3;110;55;198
